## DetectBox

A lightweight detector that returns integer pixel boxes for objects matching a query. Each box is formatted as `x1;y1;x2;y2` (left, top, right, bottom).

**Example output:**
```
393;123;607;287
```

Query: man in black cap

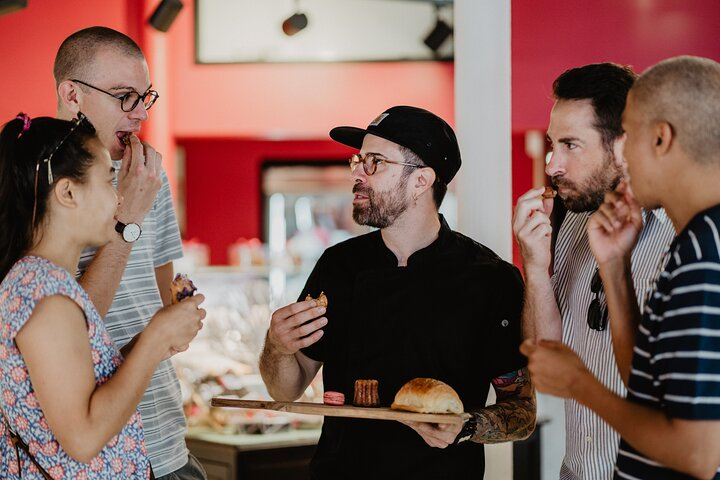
259;106;536;479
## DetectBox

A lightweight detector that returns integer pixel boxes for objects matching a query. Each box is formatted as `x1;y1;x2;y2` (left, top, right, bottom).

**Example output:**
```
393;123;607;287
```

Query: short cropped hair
553;63;637;152
632;56;720;165
53;26;144;87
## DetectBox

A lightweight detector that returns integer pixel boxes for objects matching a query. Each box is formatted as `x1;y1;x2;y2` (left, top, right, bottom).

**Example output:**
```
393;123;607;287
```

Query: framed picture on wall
195;0;454;63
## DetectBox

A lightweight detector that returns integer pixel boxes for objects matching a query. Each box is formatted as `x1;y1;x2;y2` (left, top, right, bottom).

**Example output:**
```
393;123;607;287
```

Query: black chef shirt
301;216;526;479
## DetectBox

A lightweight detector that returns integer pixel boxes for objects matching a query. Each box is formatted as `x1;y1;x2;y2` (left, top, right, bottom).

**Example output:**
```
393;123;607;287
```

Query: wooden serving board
211;398;470;425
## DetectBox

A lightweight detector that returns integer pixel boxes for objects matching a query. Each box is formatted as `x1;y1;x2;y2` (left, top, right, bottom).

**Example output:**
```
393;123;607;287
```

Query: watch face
122;223;142;242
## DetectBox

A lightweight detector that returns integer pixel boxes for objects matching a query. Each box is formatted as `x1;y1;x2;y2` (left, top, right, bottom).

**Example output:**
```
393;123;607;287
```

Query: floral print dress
0;256;150;479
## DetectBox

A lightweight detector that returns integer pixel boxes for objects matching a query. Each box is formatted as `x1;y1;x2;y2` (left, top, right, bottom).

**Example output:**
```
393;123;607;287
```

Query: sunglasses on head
32;112;95;225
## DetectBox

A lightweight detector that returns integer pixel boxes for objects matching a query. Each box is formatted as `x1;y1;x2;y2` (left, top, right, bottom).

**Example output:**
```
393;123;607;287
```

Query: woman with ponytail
0;114;206;479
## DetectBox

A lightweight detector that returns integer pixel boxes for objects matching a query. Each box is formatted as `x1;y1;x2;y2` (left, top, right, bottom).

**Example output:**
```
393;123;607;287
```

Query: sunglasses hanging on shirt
587;267;609;331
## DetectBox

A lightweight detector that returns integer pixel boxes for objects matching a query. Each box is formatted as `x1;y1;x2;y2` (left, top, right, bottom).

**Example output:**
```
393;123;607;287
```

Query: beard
352;176;411;228
552;152;623;212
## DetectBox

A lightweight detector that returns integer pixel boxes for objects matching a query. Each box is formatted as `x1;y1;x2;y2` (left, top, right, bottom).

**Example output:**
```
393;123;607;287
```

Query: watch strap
454;414;477;445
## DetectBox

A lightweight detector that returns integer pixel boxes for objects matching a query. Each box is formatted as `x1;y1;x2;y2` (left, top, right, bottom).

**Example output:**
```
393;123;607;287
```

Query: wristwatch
454;414;477;445
115;220;142;243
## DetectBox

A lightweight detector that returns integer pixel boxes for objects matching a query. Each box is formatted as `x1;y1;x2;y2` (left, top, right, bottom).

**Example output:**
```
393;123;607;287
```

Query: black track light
282;12;308;36
149;0;184;32
0;0;27;16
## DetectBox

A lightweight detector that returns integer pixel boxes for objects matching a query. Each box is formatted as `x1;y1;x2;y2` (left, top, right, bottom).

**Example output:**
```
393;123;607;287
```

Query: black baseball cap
329;106;462;184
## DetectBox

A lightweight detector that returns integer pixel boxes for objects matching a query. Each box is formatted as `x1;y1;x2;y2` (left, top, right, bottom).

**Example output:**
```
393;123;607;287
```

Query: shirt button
586;436;592;443
501;319;509;327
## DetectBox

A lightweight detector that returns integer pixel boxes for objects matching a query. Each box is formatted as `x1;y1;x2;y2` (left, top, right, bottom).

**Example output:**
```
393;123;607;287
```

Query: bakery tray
211;398;470;425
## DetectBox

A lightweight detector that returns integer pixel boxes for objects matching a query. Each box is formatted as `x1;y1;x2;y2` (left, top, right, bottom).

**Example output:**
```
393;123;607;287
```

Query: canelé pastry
323;391;345;406
304;291;328;308
171;273;197;304
391;378;464;414
353;379;380;407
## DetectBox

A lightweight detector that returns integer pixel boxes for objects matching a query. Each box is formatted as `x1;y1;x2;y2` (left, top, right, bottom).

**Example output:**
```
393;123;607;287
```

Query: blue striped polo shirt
553;209;675;480
615;204;720;479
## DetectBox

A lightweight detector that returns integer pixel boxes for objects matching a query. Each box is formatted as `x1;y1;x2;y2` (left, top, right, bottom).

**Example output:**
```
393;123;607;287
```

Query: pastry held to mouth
542;186;557;199
117;131;134;147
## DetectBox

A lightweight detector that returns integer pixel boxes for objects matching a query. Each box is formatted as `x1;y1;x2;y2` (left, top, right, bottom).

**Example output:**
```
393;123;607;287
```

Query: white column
455;0;512;262
455;1;514;479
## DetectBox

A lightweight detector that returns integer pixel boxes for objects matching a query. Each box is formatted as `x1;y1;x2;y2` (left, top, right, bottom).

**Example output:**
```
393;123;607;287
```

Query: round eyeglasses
349;153;422;176
72;79;159;112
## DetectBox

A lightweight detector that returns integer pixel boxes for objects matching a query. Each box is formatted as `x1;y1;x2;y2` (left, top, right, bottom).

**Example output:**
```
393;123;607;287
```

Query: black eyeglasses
32;112;95;225
349;153;422;176
587;267;609;331
72;79;159;112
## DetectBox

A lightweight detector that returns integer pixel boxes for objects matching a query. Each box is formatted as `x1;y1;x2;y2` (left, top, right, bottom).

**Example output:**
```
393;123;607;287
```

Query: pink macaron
323;391;345;406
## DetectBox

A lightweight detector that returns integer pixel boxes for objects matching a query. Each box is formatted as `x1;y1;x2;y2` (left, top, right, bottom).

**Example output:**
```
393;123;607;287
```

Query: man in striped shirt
523;56;720;478
55;27;206;479
513;63;675;479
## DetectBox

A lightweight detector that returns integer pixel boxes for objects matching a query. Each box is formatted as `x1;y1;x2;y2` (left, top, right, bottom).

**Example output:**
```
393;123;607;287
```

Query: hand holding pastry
305;291;328;308
266;295;328;355
587;180;643;268
393;378;465;448
115;135;162;226
512;186;555;275
171;273;197;304
146;293;206;360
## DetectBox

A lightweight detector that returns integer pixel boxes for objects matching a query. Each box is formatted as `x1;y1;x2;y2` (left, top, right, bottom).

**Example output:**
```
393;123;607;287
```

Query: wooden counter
186;428;320;480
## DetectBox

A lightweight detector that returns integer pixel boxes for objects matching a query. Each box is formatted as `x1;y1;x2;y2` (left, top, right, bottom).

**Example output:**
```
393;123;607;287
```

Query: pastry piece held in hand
122;133;132;145
305;291;328;308
171;273;197;304
542;186;557;199
391;378;464;414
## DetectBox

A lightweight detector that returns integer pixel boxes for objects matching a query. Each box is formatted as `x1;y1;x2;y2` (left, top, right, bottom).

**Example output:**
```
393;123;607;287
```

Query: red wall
512;0;720;131
180;138;354;264
0;0;129;120
163;1;455;138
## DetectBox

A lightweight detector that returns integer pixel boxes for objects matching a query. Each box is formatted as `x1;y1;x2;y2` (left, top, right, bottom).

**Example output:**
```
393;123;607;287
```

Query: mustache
551;176;572;189
353;184;371;195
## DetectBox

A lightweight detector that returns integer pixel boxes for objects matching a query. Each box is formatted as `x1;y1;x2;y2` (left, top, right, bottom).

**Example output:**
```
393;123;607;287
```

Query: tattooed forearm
470;397;536;443
469;368;537;444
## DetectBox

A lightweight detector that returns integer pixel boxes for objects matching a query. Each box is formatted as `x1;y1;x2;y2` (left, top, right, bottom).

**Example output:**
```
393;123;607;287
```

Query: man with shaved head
524;56;720;478
54;27;206;479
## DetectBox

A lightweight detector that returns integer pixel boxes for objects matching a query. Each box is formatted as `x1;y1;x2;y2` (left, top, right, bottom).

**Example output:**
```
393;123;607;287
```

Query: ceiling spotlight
282;12;308;36
0;0;27;16
424;5;453;53
149;0;184;32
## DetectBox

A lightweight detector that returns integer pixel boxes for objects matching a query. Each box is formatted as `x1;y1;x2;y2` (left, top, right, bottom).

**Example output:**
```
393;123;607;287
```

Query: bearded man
512;63;676;480
260;106;536;479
